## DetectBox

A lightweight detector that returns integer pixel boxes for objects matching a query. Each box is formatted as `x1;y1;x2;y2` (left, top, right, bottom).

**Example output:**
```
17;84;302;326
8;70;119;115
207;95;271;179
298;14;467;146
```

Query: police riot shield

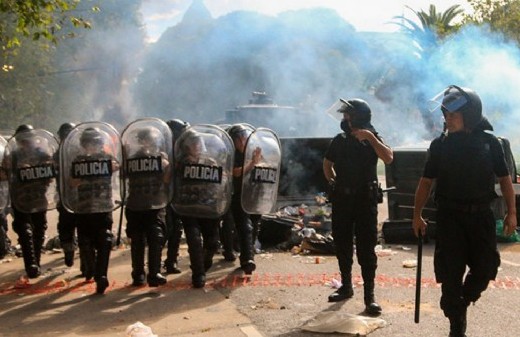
241;128;282;214
60;122;122;214
172;124;234;218
5;129;59;213
121;118;173;211
0;136;10;211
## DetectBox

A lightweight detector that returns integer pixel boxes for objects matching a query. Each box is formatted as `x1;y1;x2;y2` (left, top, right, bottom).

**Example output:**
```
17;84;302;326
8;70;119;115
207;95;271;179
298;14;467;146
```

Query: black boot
192;273;206;288
61;242;75;267
204;248;214;272
364;282;382;316
130;236;146;286
79;244;95;281
328;284;354;302
19;233;40;279
147;240;167;287
164;261;181;274
94;235;112;294
448;308;467;337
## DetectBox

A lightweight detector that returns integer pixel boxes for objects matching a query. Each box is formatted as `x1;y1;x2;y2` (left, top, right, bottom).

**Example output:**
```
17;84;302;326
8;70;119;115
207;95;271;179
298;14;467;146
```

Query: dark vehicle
382;138;520;243
224;92;301;138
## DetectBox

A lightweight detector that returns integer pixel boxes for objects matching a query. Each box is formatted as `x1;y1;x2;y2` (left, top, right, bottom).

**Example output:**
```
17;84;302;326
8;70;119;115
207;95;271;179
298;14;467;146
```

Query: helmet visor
429;86;468;113
326;99;350;121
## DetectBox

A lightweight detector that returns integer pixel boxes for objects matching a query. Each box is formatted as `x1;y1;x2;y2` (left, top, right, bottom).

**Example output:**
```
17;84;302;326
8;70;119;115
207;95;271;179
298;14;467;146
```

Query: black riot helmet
337;98;373;129
57;122;76;141
227;123;254;141
14;124;35;142
440;85;486;130
166;119;190;142
15;124;34;134
80;127;104;147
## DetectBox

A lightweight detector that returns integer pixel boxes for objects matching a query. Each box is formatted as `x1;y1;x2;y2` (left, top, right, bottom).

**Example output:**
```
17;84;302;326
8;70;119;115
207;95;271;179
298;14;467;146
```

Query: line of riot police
0;118;282;293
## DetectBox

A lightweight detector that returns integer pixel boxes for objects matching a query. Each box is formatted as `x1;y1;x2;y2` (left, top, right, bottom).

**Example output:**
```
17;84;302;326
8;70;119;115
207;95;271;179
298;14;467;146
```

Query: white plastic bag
126;321;158;337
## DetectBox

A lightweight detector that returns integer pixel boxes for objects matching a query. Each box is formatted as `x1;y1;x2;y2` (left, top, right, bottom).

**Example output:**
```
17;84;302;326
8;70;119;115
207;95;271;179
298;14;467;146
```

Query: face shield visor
429;85;469;114
325;98;352;121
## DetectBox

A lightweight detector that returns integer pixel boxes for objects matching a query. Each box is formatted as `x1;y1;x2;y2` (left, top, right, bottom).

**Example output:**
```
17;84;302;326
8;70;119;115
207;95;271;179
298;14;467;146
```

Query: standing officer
227;124;261;275
172;126;234;288
163;119;190;274
4;125;59;278
323;99;393;316
122;119;172;287
61;123;122;294
413;85;517;337
56;122;78;267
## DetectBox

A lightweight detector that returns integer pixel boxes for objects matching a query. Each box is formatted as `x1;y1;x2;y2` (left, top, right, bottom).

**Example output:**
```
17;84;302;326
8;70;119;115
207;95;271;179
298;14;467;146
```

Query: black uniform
229;148;256;273
10;147;54;278
325;131;380;296
72;152;115;294
423;131;507;319
124;148;168;287
163;203;183;273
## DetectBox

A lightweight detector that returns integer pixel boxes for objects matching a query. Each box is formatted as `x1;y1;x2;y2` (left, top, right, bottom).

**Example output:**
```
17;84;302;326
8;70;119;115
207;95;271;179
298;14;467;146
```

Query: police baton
414;230;423;324
115;200;125;247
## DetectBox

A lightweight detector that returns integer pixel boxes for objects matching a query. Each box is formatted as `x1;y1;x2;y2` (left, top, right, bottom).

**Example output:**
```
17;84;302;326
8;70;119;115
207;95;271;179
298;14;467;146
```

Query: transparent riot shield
5;129;59;213
121;118;173;211
0;136;10;211
60;122;122;214
172;124;234;218
241;128;282;214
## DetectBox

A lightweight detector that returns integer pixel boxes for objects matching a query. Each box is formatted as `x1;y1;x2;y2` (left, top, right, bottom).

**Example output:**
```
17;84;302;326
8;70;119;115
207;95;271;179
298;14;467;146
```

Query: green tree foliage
0;0;145;132
465;0;520;44
0;0;95;50
392;4;464;55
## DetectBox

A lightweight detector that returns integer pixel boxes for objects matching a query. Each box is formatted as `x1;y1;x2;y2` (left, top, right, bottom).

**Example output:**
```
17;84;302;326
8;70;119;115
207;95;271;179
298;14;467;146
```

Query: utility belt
437;198;491;213
332;181;382;203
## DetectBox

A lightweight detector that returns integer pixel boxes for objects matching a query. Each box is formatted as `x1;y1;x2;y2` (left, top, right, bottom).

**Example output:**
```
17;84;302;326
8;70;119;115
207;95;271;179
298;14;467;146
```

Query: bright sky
140;0;472;42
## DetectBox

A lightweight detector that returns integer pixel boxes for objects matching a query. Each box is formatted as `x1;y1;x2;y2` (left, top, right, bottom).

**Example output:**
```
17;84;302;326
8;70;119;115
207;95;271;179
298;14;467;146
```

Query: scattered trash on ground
301;311;387;335
402;259;418;268
125;321;158;337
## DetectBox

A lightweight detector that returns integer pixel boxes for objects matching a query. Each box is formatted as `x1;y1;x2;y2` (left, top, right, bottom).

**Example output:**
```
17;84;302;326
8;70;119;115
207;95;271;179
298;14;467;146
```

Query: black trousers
230;194;254;265
331;192;378;284
57;204;77;249
434;206;500;318
165;203;183;266
181;216;219;275
125;208;166;277
76;212;113;281
12;207;47;271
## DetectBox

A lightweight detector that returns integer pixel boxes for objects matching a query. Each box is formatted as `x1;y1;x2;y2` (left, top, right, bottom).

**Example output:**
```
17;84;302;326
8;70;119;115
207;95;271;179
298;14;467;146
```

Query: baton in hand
414;230;423;324
115;200;124;247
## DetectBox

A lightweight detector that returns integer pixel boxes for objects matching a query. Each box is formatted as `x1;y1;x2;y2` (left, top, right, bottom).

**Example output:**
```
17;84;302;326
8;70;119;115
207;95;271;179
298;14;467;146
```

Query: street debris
301;311;387;335
125;321;158;337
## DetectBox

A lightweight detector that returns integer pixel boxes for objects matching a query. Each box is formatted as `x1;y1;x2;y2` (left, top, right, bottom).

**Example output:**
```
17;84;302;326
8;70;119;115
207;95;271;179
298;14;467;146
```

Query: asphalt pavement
0;209;519;337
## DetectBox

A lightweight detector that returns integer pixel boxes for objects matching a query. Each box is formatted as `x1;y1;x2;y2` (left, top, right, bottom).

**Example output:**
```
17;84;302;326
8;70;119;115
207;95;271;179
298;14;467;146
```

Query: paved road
0;207;519;337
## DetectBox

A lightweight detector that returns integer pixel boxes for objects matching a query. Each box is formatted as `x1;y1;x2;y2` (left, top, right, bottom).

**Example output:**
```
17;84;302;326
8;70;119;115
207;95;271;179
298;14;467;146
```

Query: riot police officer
56;122;78;267
413;85;517;336
323;99;393;316
172;126;234;288
122;120;171;287
62;125;121;294
227;124;261;275
5;124;59;278
163;119;190;274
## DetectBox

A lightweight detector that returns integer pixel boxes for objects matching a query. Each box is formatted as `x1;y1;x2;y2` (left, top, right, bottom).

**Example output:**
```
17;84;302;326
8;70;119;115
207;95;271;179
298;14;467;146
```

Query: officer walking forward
55;123;78;268
172;125;234;288
121;118;172;287
4;125;59;278
413;85;517;337
323;99;393;316
60;123;122;294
